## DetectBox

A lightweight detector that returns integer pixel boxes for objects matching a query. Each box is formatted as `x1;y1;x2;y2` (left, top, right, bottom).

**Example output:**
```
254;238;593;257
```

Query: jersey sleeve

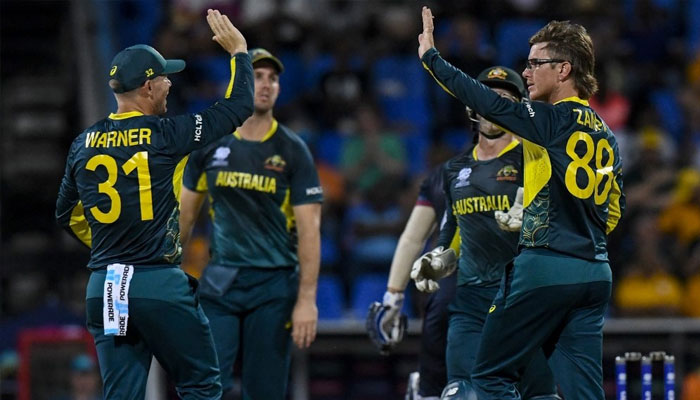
421;48;560;146
436;165;457;249
290;137;323;205
416;176;434;208
55;140;92;248
182;147;209;193
160;53;254;155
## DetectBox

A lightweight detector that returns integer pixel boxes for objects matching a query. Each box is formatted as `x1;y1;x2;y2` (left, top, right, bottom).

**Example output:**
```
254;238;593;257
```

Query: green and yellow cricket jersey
423;48;624;262
437;142;523;286
56;53;254;270
182;120;323;268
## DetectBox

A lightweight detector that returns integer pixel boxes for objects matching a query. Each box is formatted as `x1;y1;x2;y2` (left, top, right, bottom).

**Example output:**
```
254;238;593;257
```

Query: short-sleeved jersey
55;53;254;270
183;120;323;268
436;141;523;286
416;164;447;220
423;48;624;262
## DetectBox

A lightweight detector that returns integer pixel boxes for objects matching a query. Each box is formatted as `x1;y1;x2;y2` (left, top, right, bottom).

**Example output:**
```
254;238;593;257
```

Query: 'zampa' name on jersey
85;128;152;148
215;171;276;193
453;194;511;215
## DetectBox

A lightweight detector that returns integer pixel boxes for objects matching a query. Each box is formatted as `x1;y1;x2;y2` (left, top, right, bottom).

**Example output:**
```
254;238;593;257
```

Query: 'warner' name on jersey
56;53;254;269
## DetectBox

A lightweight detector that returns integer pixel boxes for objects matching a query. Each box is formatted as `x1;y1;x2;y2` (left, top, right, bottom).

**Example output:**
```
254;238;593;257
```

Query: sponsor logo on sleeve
194;114;203;142
306;186;323;196
524;99;535;118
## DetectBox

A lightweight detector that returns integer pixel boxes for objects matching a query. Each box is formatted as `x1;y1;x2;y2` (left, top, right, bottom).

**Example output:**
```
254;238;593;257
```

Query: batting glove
495;187;524;232
366;291;407;355
410;246;457;293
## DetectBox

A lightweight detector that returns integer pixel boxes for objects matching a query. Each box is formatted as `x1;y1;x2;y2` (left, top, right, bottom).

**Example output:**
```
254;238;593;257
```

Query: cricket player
179;48;323;400
411;66;559;400
55;10;253;399
416;7;624;399
366;161;456;400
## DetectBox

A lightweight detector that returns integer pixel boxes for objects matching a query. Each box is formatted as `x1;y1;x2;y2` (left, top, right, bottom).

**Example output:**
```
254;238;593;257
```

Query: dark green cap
248;48;284;74
476;66;527;98
109;44;185;93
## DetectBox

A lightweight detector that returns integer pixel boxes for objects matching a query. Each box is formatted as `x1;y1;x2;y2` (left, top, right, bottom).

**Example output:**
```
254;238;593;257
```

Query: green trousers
199;266;298;400
447;284;558;398
472;249;612;399
86;266;221;400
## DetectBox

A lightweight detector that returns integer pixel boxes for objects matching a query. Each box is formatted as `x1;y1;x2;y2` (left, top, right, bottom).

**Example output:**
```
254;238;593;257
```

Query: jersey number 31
85;151;153;223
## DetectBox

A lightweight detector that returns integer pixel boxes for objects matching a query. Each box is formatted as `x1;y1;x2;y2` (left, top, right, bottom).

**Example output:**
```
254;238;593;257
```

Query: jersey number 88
564;131;615;205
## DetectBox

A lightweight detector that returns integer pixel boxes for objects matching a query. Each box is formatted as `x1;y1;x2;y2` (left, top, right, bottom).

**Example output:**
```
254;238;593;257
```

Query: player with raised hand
55;9;252;400
179;47;322;400
419;6;624;399
410;64;559;400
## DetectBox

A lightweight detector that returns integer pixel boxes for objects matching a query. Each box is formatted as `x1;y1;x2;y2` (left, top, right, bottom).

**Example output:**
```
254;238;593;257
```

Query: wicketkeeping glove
495;187;524;232
366;291;407;355
410;246;457;293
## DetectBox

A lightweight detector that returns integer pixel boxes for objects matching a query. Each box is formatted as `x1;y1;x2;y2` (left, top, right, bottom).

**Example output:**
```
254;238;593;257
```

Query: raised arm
418;7;556;146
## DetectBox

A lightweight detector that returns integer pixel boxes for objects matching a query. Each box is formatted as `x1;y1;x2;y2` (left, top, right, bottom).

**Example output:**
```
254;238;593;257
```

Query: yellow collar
473;138;520;161
234;119;278;142
553;96;589;106
108;111;145;120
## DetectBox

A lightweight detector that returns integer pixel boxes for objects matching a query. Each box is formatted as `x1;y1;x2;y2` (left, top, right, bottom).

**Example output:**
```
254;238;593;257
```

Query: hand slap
418;6;435;58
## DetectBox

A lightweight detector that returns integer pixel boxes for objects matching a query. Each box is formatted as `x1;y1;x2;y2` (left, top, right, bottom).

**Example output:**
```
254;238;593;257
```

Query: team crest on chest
264;155;286;172
455;167;472;188
212;146;231;167
496;165;518;181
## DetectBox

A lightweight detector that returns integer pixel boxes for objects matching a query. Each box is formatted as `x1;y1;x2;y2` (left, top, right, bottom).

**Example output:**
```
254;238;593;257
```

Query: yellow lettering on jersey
85;131;100;148
574;109;604;132
453;195;511;215
214;171;277;193
85;128;153;148
128;129;139;145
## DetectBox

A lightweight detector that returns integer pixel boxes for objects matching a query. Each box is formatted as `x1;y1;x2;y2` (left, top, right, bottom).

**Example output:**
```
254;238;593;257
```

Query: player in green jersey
411;66;558;400
179;48;323;400
55;10;253;400
417;7;624;399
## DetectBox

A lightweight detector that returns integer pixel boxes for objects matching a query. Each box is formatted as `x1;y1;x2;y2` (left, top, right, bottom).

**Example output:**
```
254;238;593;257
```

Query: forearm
296;229;320;302
179;188;206;246
387;229;432;292
199;53;254;140
387;205;436;292
294;203;322;303
421;48;550;145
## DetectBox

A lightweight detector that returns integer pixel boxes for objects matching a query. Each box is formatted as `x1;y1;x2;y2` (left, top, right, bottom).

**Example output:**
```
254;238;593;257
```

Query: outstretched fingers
422;6;434;35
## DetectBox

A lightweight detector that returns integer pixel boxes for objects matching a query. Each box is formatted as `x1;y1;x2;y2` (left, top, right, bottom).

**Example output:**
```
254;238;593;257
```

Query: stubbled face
477;87;519;137
253;65;280;114
149;75;171;115
522;42;561;102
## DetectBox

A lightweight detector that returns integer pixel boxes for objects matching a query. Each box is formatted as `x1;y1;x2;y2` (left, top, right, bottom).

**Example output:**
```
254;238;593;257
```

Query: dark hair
529;20;598;99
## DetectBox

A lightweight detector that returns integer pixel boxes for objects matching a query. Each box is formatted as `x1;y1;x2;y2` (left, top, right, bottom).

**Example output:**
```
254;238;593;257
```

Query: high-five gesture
418;6;435;58
206;9;247;55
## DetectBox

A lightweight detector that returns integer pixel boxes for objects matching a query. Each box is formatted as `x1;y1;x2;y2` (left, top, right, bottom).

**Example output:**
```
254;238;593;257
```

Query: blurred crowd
2;1;700;392
157;0;700;319
2;0;700;398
